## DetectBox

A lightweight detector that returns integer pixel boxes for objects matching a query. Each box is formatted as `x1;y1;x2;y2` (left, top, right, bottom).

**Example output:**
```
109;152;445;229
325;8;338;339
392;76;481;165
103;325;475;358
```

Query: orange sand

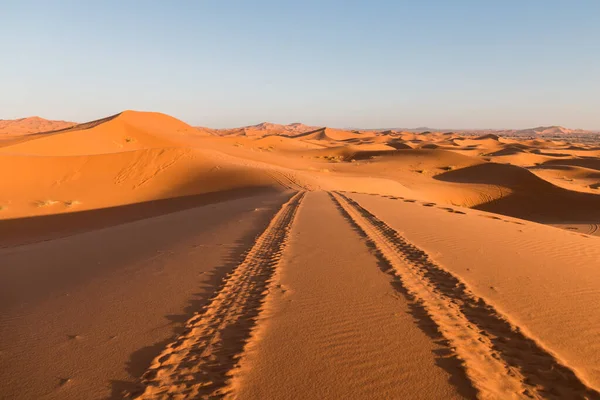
1;111;599;399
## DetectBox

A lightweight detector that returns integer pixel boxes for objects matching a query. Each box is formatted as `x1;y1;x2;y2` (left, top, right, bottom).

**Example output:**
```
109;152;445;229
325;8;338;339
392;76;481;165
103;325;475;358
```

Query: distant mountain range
0;116;74;135
365;125;599;135
215;124;600;137
507;126;598;136
211;122;319;137
1;117;598;138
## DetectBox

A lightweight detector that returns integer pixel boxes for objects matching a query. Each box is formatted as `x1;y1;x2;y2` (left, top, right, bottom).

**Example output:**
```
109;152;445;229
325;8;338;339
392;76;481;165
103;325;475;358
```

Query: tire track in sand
330;191;600;400
130;191;305;399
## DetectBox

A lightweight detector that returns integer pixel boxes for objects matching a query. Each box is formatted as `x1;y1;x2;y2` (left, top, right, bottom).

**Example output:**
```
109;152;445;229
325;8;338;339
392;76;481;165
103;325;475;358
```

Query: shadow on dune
420;143;439;149
485;145;528;157
476;134;500;140
386;140;413;150
106;237;272;399
435;162;552;187
0;174;292;398
528;164;577;171
541;157;600;171
528;149;572;157
344;149;399;160
106;191;295;399
39;113;122;135
434;163;600;223
317;148;479;165
0;186;277;247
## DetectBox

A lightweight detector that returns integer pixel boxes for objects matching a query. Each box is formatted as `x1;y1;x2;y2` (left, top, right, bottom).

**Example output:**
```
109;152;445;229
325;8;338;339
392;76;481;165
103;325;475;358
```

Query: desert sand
1;111;599;399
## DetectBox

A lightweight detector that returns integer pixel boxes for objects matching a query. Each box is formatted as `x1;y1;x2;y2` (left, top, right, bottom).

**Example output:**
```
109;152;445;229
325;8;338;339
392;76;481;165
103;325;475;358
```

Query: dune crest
1;110;600;400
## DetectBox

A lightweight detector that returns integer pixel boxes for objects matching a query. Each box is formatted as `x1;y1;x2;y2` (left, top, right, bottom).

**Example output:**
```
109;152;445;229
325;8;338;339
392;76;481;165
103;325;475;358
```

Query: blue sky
1;0;599;129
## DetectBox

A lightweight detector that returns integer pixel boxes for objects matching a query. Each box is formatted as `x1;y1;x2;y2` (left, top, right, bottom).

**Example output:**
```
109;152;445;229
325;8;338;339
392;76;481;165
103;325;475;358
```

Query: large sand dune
1;110;599;399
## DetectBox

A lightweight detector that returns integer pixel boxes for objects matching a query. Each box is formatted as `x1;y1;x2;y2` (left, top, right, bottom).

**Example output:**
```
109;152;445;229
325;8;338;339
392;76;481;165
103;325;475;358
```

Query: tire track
130;191;305;399
265;170;295;190
330;191;600;400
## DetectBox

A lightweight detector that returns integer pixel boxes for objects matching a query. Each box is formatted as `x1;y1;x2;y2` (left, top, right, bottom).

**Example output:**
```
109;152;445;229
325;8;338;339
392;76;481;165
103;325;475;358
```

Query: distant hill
291;127;370;141
195;126;221;136
5;116;598;139
0;116;75;135
464;126;600;138
211;122;319;137
366;125;600;136
513;126;596;136
361;127;439;133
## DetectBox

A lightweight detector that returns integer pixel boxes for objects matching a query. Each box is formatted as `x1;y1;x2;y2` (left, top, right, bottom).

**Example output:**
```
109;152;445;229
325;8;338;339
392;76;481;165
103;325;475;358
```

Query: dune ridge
2;110;600;399
2;110;598;228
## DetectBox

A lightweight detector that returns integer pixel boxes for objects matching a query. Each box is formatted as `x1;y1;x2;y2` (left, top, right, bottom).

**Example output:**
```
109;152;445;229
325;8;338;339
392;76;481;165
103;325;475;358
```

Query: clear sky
1;0;599;129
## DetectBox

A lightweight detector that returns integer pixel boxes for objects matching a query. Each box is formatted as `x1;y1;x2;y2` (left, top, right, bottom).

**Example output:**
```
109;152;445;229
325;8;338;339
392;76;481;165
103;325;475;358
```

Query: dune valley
1;111;600;399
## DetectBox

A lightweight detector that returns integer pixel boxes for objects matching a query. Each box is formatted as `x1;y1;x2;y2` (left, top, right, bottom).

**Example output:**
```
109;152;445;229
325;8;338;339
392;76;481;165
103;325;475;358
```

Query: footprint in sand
439;207;465;214
480;214;502;220
58;378;71;387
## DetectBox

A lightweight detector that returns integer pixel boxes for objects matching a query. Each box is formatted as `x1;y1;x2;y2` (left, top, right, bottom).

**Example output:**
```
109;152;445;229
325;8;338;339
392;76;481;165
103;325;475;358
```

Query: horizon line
2;112;599;133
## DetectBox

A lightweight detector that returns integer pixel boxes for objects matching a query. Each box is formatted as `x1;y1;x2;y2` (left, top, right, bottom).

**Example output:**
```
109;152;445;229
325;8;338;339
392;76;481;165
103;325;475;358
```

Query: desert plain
1;111;600;399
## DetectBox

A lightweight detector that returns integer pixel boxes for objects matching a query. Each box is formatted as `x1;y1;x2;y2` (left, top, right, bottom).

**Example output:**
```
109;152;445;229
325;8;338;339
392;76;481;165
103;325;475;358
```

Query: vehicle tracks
130;191;305;399
330;191;599;400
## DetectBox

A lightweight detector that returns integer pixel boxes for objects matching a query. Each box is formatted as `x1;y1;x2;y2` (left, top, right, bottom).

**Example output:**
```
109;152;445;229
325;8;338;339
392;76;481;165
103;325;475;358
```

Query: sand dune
542;156;600;171
216;122;318;137
529;164;600;193
251;135;324;151
293;126;372;142
0;112;297;220
0;148;280;220
2;110;600;399
0;111;199;156
0;116;76;147
516;125;594;136
0;116;74;135
435;163;600;221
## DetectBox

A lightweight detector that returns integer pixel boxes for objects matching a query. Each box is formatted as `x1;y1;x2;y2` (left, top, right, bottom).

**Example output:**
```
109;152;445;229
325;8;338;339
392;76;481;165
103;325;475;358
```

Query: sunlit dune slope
1;110;599;230
293;127;373;142
528;164;600;193
0;111;204;156
0;149;278;219
0;111;292;219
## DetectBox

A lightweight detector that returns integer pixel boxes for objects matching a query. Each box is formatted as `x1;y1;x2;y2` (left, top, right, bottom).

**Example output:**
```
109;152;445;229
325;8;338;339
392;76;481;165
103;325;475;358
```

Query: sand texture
1;111;599;399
